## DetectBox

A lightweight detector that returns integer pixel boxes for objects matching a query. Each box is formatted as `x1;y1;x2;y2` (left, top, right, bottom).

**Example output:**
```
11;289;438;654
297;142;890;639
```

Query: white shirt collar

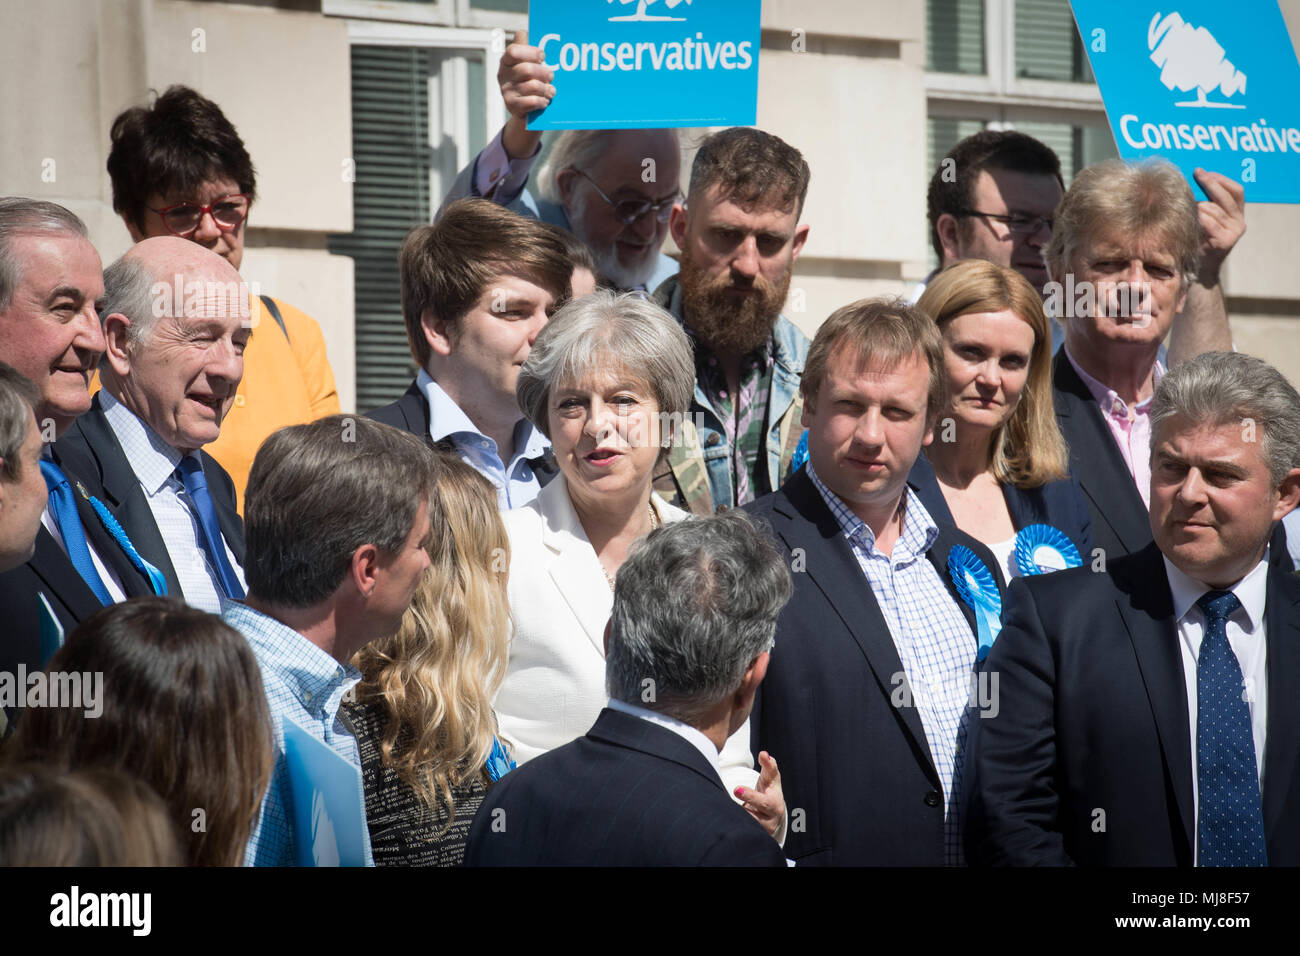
606;697;721;775
99;389;185;494
415;368;547;460
1163;549;1269;631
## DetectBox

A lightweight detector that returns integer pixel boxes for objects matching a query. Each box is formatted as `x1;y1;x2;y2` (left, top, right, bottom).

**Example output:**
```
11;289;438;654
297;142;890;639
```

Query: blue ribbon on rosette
485;737;516;783
1013;523;1082;577
791;429;809;473
948;546;1003;662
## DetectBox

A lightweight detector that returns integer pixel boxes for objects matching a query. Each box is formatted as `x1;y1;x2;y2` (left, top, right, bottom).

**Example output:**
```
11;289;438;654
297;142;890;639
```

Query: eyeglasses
147;194;251;237
572;169;678;224
959;209;1054;236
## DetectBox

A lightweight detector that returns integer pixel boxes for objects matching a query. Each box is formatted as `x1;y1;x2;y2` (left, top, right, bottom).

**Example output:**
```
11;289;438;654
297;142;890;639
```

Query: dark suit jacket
0;446;156;707
367;379;560;486
463;708;786;866
54;396;243;602
908;453;1093;559
745;467;1006;865
964;543;1300;866
1052;351;1292;569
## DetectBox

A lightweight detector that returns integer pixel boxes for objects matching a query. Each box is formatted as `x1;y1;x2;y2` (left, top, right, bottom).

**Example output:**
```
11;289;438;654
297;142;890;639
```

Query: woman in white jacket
498;290;785;840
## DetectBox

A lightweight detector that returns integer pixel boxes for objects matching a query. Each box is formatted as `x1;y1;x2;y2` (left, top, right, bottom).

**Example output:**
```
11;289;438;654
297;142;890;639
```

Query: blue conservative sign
1071;1;1300;202
527;0;761;131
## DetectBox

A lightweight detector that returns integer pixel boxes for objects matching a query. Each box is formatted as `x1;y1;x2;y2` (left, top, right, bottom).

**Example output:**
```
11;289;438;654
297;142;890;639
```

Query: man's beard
678;253;791;356
568;192;658;291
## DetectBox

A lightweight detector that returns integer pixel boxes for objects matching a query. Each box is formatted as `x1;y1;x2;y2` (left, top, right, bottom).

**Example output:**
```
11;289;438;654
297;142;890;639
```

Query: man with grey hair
465;510;789;866
56;235;249;614
0;199;158;695
230;415;438;867
1045;158;1288;567
439;30;680;292
966;351;1300;866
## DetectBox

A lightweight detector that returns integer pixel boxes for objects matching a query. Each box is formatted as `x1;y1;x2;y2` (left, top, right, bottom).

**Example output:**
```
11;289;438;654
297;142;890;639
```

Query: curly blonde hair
353;458;512;833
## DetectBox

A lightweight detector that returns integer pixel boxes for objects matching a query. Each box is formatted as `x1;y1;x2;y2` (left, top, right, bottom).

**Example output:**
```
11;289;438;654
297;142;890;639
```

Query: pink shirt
1064;347;1164;509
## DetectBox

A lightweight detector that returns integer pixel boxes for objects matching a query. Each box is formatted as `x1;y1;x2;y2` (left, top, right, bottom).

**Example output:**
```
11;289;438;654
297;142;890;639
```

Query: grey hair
535;131;617;205
516;289;694;441
99;255;159;348
0;198;89;311
0;362;40;482
1045;158;1201;289
1151;351;1300;485
606;510;792;724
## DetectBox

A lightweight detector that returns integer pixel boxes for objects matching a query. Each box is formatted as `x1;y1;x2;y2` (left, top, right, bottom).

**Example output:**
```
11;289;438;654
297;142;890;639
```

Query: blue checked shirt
223;600;372;867
807;462;978;866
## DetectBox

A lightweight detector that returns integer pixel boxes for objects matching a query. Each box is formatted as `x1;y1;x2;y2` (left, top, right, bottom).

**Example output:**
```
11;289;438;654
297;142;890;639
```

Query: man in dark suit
367;199;571;508
966;352;1300;866
56;236;246;614
465;511;789;866
747;298;1005;866
1043;158;1288;568
0;200;157;700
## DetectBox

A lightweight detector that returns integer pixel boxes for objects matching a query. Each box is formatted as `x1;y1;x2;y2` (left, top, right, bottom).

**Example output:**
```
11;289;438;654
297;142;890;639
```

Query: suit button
924;790;941;807
706;432;722;447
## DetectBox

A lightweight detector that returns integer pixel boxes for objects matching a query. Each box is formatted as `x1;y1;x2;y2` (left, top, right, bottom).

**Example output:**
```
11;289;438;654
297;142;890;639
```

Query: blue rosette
1014;523;1082;577
791;428;809;473
948;546;1003;662
485;737;516;783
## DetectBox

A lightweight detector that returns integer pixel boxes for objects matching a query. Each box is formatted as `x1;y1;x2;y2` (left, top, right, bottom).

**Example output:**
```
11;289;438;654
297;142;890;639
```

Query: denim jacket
651;275;809;515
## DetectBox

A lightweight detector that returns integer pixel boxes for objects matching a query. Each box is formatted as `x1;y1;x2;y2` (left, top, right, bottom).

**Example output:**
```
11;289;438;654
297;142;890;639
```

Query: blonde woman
912;259;1091;578
347;458;515;867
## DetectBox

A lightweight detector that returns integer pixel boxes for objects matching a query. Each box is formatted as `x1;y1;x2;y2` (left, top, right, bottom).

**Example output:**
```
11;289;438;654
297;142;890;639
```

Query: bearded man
651;127;811;514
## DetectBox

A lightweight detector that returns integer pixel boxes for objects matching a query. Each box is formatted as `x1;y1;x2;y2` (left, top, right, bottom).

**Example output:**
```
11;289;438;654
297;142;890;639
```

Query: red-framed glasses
147;194;251;237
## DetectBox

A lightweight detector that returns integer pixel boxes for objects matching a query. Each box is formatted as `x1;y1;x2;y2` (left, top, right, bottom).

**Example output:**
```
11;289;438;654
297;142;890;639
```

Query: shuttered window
927;0;986;75
1014;0;1093;83
328;43;487;414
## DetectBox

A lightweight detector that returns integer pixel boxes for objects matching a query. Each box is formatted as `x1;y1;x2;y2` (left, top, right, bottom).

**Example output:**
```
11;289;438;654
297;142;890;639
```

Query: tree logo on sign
1148;11;1246;109
608;0;693;23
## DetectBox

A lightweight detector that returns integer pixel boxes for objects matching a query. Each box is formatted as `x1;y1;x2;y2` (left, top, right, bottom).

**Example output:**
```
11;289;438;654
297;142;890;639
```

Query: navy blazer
367;379;560;486
1052;351;1291;570
54;396;243;603
908;452;1092;560
745;467;1005;865
0;445;155;717
965;543;1300;866
463;708;785;866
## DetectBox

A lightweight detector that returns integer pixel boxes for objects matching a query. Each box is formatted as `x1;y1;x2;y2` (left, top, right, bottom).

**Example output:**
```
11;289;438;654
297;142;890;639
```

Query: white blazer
497;474;761;794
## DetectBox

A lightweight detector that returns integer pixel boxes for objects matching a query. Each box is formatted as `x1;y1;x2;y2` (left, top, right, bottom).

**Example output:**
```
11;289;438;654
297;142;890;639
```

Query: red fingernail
734;786;746;798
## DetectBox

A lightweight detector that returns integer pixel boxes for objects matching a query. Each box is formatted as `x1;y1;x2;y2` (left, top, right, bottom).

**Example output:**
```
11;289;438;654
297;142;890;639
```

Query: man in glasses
105;85;340;512
441;31;681;293
651;127;812;516
923;129;1237;364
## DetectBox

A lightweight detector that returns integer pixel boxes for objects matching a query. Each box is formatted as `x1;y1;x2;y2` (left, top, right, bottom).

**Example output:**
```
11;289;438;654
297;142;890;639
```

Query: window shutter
927;0;986;75
1014;0;1094;83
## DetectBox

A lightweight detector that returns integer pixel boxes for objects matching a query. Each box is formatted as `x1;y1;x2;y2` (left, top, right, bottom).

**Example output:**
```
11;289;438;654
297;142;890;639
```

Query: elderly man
0;200;158;689
228;415;438;867
440;31;680;292
924;131;1239;364
0;364;46;574
966;352;1300;866
368;199;571;509
1044;158;1288;566
56;237;248;613
746;298;1003;866
107;85;340;511
652;126;811;515
465;509;789;866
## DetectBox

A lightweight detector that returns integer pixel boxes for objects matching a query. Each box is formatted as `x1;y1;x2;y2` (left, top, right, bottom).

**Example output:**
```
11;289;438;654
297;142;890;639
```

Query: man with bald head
0;199;160;699
57;236;250;613
440;30;681;292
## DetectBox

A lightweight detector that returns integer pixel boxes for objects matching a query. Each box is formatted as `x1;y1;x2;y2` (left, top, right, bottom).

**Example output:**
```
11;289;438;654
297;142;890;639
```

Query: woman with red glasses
105;85;340;513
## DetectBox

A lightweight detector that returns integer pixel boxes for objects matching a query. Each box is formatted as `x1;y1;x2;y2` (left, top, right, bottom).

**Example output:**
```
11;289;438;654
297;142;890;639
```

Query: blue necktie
175;455;244;600
1196;590;1267;866
39;460;111;606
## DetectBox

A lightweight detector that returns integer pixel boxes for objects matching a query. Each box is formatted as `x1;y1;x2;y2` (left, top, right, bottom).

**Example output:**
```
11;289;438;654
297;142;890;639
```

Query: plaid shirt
692;333;776;506
807;462;978;866
223;600;372;867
